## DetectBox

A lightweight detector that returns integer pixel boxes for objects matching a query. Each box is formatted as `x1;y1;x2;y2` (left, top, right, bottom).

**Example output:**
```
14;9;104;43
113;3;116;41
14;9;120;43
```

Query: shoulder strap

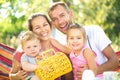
87;35;92;50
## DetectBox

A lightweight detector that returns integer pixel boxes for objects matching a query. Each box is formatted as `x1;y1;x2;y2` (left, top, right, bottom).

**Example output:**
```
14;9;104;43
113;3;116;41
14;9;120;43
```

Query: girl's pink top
69;47;101;80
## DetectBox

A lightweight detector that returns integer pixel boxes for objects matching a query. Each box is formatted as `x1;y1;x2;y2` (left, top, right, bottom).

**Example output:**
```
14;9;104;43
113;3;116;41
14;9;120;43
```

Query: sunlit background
0;0;120;51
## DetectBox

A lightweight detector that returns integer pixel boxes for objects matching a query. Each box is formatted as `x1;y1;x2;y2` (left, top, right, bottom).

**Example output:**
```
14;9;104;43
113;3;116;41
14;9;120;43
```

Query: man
48;2;119;79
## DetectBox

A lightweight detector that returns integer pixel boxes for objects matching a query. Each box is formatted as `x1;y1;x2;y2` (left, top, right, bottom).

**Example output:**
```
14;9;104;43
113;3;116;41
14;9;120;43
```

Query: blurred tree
0;0;26;48
0;0;51;48
104;0;120;47
69;0;120;50
0;0;119;50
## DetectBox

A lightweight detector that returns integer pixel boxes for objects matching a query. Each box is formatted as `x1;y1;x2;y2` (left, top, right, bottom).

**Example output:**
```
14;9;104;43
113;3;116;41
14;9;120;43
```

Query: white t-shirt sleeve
92;26;111;51
85;25;112;64
52;28;67;45
85;25;111;51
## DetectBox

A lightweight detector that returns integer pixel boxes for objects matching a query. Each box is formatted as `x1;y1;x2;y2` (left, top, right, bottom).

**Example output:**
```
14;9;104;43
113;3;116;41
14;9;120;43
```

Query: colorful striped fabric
0;43;15;80
115;51;120;72
0;43;120;80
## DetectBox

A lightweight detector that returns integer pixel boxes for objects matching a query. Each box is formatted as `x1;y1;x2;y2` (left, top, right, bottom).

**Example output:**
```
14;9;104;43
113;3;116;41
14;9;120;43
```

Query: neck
41;39;52;51
74;49;81;56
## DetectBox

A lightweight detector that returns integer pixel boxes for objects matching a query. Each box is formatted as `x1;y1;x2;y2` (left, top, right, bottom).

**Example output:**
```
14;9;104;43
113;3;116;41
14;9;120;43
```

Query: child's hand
37;54;43;60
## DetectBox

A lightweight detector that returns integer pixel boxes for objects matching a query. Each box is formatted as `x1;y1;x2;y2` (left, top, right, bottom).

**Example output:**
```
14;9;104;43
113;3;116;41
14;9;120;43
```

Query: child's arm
84;48;97;76
21;55;37;72
21;61;37;72
50;38;71;54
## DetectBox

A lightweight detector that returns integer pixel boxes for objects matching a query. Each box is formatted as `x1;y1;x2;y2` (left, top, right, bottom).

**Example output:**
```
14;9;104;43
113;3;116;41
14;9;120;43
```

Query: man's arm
97;44;119;74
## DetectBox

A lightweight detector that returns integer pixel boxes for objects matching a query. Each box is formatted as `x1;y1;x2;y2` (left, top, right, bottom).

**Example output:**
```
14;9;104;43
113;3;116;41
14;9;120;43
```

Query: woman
9;12;73;80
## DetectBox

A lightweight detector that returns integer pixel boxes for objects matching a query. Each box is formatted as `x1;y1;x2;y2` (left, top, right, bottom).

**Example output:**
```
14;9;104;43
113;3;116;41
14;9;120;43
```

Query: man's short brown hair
48;2;70;16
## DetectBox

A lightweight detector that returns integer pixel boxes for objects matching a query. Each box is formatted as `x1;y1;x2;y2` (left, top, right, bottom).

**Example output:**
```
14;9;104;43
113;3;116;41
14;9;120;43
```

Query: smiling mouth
72;44;79;47
41;32;48;37
61;27;67;31
60;24;68;31
31;52;36;54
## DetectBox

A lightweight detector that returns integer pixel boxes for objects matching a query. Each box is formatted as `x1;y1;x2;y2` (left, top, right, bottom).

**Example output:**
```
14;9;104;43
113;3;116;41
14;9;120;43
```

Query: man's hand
76;64;88;80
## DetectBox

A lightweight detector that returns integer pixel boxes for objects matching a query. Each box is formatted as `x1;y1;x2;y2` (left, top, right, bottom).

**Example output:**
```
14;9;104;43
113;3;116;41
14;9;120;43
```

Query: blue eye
69;37;74;40
43;23;48;27
52;18;57;22
60;14;65;17
35;27;40;30
78;37;81;39
34;45;37;47
27;46;30;49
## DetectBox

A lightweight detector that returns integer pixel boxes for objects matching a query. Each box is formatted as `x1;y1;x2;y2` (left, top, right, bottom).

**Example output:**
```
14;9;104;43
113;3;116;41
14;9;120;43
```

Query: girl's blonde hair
67;23;86;41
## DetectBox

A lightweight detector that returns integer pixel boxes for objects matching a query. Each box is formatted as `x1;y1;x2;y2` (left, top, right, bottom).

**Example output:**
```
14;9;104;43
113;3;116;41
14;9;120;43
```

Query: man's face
49;5;72;34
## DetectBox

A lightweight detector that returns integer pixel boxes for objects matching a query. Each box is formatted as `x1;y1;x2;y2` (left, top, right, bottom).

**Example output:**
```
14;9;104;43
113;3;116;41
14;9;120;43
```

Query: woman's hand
10;70;28;80
9;56;28;80
76;64;88;80
16;70;28;80
50;38;71;54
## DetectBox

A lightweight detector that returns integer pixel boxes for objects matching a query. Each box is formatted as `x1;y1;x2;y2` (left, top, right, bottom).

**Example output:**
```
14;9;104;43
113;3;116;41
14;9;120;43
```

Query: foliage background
0;0;120;51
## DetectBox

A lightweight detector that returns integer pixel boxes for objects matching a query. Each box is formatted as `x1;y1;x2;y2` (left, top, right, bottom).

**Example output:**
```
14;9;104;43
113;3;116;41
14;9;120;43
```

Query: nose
73;38;76;42
31;48;34;51
40;27;46;32
31;47;35;51
58;18;63;24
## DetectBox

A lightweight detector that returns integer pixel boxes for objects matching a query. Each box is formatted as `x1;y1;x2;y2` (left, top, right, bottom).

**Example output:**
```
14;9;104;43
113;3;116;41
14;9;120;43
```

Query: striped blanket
0;43;15;80
115;51;120;72
0;43;120;80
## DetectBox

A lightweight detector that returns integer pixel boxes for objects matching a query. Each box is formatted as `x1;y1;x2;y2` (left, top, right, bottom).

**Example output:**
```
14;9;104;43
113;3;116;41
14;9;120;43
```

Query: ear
50;20;53;25
69;10;73;17
50;20;55;29
50;20;55;26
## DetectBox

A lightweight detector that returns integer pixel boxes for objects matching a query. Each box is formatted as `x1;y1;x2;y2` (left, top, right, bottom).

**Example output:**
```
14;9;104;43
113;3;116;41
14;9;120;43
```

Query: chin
61;30;67;34
41;38;49;41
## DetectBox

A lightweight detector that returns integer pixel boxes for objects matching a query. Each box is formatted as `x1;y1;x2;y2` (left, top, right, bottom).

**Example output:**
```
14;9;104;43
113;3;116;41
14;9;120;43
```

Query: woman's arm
9;58;28;80
50;38;71;54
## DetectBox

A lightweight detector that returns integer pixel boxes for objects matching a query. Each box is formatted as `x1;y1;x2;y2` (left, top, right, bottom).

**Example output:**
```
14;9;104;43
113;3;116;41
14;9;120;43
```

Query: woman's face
31;16;51;41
